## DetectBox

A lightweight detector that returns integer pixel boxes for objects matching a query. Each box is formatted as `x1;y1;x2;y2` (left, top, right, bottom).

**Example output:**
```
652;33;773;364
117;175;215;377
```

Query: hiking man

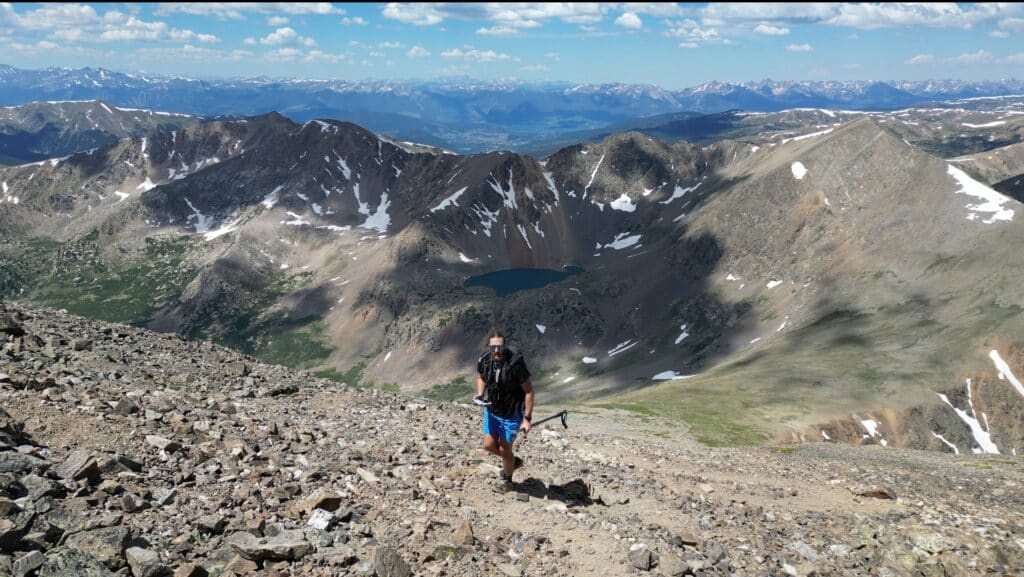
475;329;533;492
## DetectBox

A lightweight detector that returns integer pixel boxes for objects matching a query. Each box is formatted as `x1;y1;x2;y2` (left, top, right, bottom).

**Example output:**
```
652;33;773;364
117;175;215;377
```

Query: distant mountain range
2;64;1023;153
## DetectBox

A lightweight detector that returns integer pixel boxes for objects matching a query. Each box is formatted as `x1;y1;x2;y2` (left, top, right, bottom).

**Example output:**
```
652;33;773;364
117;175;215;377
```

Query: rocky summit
1;302;1022;576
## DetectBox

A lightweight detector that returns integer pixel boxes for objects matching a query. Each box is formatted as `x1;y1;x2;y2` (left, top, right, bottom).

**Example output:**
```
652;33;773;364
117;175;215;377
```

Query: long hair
487;328;506;344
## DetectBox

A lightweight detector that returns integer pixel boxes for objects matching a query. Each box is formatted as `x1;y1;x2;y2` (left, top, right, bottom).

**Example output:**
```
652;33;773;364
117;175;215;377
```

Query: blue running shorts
483;407;523;443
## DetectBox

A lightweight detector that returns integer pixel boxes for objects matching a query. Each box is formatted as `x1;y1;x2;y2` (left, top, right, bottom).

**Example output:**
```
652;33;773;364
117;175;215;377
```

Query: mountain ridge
1;110;1023;453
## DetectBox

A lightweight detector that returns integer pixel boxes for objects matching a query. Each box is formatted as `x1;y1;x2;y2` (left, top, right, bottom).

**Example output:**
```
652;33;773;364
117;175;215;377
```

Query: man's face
489;337;506;362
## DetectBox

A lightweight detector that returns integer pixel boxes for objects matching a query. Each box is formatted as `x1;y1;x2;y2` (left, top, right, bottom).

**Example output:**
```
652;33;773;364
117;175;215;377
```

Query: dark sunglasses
489;344;506;351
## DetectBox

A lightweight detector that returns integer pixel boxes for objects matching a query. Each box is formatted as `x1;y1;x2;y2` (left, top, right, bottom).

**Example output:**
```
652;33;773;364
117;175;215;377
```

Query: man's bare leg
483;434;501;456
497;440;515;478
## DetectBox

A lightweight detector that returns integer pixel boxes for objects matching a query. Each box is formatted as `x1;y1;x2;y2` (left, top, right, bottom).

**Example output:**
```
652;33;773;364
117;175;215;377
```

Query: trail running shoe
492;471;512;493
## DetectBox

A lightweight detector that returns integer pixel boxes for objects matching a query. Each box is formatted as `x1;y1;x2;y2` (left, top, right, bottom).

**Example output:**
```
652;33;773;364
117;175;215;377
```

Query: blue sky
1;3;1023;88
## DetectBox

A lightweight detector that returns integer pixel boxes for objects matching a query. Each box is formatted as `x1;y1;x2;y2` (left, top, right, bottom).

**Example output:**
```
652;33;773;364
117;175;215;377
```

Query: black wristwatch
524;415;532;422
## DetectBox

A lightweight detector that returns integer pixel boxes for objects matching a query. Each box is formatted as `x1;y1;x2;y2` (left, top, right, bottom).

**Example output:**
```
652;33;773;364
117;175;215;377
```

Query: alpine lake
464;266;584;296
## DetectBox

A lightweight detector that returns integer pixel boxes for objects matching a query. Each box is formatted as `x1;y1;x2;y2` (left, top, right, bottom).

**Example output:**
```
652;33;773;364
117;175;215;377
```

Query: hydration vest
477;349;529;418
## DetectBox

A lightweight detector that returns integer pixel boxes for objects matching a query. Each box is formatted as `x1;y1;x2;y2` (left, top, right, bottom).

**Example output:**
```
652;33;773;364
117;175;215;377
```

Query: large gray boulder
0;453;48;476
65;526;130;570
373;546;411;577
225;532;312;561
125;547;170;577
38;548;115;577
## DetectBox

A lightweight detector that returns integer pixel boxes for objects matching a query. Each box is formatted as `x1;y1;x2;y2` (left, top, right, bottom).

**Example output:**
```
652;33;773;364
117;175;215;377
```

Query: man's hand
520;418;532;435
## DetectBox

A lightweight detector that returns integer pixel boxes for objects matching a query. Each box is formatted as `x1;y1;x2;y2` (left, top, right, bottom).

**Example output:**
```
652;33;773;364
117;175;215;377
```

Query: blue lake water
465;266;584;296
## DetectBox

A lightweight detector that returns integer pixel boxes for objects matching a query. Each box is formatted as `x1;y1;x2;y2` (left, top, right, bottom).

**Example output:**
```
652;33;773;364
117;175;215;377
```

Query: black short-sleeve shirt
477;350;531;418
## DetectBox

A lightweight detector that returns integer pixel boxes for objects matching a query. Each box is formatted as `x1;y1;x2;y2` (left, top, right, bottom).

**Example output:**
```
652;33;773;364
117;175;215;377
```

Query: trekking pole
530;410;569;430
519;410;568;440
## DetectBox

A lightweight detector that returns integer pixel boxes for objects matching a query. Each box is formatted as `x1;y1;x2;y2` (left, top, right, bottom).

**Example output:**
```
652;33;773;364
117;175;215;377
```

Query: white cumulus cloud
154;3;344;19
406;45;430;58
699;2;1021;30
665;19;729;47
441;46;515;62
786;43;812;52
615;12;643;29
264;47;303;61
259;27;315;47
754;23;789;35
476;26;519;36
948;49;992;64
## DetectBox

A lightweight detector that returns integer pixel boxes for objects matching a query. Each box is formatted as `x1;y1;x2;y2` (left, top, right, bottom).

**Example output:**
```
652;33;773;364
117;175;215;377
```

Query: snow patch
937;380;1000;454
597;232;642;250
458;252;475;263
359;191;390;232
931;431;959;455
203;215;243;241
767;280;783;289
582;357;597;364
536;324;546;334
262;185;283;209
282;212;311;226
674;324;690;344
543;172;560;205
136;177;155;192
948;165;1014;224
516;224;533;249
183;197;213;233
660;178;704;204
861;419;880;439
488;169;518;210
431;187;466;213
781;128;833;144
791;162;807;180
334;153;351;180
583;154;605;198
608;340;638;357
609;193;636;212
989;349;1024;399
962;121;1006;128
652;371;691;381
114;191;130;201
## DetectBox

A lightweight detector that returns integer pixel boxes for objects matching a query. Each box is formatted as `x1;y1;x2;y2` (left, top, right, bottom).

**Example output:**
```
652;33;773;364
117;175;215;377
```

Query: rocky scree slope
1;303;1023;577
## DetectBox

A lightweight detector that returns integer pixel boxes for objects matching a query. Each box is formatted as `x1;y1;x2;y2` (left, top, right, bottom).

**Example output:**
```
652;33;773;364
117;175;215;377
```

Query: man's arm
520;377;534;434
476;373;485;398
